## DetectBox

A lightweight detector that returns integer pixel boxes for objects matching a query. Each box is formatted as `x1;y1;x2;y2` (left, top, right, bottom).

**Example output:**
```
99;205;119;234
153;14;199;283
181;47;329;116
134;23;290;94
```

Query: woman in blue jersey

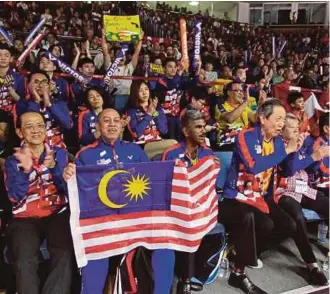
77;87;105;146
126;80;168;146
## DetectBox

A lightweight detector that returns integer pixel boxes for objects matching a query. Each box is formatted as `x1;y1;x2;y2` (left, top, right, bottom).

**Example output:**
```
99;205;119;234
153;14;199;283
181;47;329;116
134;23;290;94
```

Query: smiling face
260;106;286;139
17;112;46;146
98;109;122;144
228;83;244;104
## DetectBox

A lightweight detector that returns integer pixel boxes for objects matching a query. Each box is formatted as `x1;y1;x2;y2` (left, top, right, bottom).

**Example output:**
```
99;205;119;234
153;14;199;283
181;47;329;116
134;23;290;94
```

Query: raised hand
14;145;33;172
146;99;157;116
285;137;298;154
63;163;76;182
42;143;56;169
312;145;330;161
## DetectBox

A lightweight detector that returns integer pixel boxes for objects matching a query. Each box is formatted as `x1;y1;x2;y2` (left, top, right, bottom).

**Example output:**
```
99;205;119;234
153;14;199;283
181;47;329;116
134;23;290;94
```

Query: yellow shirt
215;101;253;146
261;139;274;193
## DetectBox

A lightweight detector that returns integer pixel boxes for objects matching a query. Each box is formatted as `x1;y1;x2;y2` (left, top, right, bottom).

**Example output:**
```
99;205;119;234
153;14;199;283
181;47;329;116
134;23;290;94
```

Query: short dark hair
27;70;50;83
257;98;285;119
0;43;13;55
181;109;205;129
319;112;329;135
164;58;177;67
84;86;105;108
78;57;94;68
191;87;208;101
287;91;304;105
16;111;46;129
224;79;243;100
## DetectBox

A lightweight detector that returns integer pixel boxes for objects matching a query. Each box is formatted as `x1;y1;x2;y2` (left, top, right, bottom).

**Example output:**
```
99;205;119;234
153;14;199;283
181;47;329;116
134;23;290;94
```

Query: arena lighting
189;1;199;6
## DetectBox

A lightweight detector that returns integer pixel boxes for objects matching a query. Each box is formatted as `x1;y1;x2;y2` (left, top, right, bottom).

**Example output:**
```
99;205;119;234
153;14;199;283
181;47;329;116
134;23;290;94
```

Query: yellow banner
103;15;142;42
150;64;164;75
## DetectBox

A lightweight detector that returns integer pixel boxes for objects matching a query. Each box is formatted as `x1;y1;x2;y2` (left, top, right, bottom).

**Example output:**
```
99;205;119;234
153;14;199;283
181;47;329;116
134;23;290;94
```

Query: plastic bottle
322;252;330;271
317;222;328;243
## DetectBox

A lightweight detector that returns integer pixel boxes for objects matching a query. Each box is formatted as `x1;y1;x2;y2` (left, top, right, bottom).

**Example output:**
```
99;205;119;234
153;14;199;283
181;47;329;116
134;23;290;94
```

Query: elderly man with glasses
4;111;74;294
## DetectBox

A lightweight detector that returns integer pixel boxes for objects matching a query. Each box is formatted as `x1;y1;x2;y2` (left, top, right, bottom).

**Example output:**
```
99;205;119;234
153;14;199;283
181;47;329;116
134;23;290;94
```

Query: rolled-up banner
45;52;89;84
24;17;46;46
277;41;287;56
192;20;202;72
320;66;323;75
179;18;189;70
272;36;276;57
104;43;129;79
0;27;13;46
16;33;45;67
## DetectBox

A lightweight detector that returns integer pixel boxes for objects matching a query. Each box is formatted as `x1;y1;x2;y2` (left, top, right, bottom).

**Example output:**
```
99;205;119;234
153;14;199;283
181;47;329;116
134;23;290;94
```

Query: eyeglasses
228;89;244;93
22;123;46;131
33;79;49;86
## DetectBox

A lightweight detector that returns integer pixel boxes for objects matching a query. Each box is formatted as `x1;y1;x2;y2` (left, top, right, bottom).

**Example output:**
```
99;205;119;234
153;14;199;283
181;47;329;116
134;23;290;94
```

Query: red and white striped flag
68;157;220;268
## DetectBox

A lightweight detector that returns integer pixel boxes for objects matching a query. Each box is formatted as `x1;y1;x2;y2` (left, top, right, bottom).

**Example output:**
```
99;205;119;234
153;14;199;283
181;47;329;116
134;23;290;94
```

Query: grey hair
181;109;205;129
285;113;299;121
257;98;285;120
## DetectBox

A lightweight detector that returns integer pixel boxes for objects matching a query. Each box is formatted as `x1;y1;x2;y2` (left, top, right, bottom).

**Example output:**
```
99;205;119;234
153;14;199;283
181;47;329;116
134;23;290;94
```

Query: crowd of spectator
0;1;328;294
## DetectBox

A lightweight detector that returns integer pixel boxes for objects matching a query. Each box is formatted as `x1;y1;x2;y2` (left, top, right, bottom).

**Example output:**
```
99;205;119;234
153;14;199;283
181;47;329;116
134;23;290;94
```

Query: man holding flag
63;108;175;294
160;109;220;294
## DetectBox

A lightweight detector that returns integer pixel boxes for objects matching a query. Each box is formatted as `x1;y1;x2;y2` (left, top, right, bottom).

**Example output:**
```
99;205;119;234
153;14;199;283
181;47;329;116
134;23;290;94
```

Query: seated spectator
70;57;104;113
298;68;318;89
126;80;167;145
77;87;105;147
249;77;269;104
4;111;73;294
18;71;72;148
39;53;69;103
180;87;215;131
211;65;232;96
161;109;219;293
286;91;309;132
219;99;300;294
307;113;330;195
275;113;329;286
198;61;218;94
214;81;257;151
272;65;285;84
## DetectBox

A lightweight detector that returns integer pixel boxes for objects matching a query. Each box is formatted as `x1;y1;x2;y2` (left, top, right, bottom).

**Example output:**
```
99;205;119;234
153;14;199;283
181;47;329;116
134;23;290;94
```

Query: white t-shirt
107;62;135;95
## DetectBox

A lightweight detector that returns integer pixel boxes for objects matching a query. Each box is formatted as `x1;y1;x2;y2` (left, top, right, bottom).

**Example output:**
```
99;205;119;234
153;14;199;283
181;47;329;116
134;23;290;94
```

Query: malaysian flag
68;157;219;268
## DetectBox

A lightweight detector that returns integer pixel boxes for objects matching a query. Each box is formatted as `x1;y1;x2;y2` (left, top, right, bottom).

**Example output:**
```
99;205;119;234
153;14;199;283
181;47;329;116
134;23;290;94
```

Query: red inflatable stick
179;18;189;70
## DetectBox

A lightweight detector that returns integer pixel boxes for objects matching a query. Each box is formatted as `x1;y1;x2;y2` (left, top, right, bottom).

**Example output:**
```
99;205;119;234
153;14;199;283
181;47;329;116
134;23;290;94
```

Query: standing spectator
154;58;187;141
104;35;143;111
0;43;25;114
4;111;74;294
